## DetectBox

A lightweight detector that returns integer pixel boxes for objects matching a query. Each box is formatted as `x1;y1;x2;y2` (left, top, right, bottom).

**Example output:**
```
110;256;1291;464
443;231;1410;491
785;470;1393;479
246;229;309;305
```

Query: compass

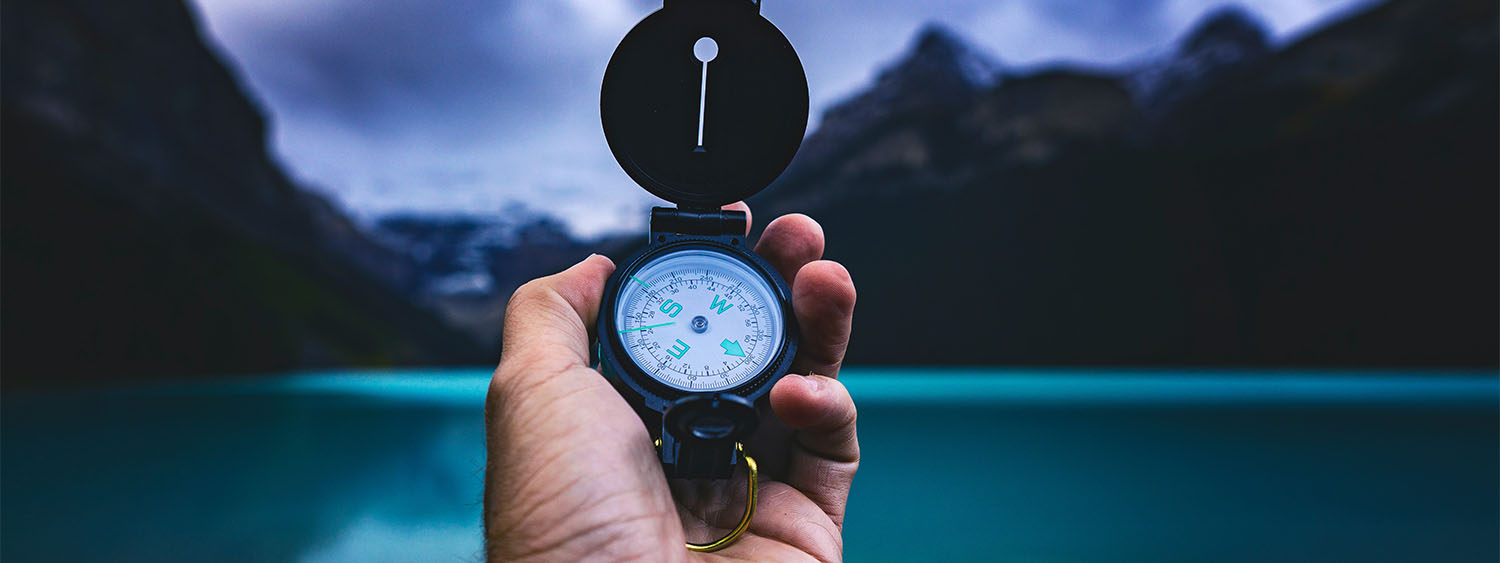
596;0;807;482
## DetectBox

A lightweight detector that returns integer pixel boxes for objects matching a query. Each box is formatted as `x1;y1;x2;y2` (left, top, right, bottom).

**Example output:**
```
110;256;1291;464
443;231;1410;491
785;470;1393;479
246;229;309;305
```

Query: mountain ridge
2;0;489;385
5;0;1491;380
749;0;1497;365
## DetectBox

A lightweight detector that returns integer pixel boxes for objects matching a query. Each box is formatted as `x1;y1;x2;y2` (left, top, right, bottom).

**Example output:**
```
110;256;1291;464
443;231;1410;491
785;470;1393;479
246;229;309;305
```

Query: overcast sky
190;0;1369;237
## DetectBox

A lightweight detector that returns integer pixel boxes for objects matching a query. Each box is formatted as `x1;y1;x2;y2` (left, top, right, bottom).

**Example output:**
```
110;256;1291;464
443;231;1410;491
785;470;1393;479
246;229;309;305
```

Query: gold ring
685;443;758;553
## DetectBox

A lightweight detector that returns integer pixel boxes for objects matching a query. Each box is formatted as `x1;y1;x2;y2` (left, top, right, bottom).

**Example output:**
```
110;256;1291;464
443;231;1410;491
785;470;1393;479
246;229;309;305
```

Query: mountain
1128;6;1272;112
372;212;599;346
767;24;1003;214
806;24;1002;160
1;0;488;385
739;0;1496;366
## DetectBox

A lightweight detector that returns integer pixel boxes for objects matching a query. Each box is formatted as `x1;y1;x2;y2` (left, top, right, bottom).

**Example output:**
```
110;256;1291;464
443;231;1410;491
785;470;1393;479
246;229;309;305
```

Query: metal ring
685;443;758;553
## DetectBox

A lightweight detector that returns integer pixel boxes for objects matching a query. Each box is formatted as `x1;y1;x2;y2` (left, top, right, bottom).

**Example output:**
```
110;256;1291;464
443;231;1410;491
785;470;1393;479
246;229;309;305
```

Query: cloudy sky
190;0;1369;237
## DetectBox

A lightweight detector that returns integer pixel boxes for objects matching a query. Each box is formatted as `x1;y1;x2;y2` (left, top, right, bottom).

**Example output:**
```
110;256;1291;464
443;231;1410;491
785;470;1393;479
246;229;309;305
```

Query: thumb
498;254;616;374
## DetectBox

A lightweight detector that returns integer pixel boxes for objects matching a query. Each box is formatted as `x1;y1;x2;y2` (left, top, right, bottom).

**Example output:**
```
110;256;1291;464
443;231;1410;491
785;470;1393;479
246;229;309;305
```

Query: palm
677;484;836;561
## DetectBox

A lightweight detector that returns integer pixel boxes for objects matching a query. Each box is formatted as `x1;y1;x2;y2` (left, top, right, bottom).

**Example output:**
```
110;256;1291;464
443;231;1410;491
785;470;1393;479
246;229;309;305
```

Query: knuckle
506;278;556;315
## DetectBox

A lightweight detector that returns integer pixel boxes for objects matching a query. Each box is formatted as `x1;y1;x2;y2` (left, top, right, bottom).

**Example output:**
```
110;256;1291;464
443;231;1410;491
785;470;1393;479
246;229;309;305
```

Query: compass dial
613;249;785;392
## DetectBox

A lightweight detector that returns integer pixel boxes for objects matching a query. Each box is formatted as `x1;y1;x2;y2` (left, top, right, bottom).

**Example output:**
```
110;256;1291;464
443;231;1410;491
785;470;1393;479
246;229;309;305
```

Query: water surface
3;368;1495;562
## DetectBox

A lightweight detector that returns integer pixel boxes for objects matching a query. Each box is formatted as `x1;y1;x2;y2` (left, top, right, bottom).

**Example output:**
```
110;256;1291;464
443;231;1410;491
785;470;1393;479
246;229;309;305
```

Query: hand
485;202;858;562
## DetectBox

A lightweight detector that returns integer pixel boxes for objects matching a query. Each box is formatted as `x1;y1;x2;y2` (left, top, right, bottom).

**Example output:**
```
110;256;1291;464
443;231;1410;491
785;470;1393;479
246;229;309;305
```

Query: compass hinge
651;206;747;238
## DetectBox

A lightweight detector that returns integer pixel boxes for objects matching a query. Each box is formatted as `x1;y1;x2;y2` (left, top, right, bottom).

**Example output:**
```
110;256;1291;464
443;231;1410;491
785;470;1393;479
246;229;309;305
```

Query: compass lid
601;0;809;209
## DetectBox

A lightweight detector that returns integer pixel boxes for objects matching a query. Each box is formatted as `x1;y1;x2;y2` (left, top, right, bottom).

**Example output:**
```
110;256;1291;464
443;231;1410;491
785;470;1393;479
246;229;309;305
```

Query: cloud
191;0;1370;237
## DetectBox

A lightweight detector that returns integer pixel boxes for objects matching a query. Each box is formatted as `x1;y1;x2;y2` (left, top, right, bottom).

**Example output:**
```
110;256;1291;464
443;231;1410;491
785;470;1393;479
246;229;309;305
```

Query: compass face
613;249;785;392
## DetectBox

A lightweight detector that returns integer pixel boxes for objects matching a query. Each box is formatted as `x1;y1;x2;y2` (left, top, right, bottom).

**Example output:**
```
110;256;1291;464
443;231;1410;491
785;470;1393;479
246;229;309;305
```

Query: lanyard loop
656;440;759;552
686;442;757;552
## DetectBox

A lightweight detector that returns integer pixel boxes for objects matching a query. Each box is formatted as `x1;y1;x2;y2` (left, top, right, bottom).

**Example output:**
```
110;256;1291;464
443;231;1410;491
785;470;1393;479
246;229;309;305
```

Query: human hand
485;202;858;561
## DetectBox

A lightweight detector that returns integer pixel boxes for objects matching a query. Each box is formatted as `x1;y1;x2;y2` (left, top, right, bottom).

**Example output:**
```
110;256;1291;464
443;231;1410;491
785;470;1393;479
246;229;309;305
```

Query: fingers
498;254;616;373
748;209;855;378
772;375;859;463
769;374;860;527
754;213;824;285
791;261;856;379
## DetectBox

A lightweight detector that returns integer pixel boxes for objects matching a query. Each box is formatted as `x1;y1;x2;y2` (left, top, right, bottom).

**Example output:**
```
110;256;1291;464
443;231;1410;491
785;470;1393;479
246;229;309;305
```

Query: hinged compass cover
601;0;809;209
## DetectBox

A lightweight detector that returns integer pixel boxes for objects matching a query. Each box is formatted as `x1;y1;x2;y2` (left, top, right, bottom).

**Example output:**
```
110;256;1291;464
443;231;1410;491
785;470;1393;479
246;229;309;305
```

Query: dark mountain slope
2;0;486;385
746;0;1497;366
1151;0;1499;364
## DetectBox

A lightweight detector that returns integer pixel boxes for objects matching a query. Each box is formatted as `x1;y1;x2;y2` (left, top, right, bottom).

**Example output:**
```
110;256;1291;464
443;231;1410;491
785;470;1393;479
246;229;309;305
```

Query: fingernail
802;374;822;392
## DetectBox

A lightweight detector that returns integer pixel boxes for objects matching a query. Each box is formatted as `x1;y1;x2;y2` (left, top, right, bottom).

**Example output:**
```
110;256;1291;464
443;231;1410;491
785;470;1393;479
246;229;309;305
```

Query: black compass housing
597;218;799;478
596;0;808;479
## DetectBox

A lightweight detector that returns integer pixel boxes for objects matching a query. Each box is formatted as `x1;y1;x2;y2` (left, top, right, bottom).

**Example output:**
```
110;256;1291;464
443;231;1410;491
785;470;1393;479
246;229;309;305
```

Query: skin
485;202;859;562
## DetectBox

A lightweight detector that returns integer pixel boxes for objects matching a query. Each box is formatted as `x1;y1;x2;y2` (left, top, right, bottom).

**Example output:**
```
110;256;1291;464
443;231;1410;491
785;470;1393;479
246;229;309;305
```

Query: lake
2;368;1496;562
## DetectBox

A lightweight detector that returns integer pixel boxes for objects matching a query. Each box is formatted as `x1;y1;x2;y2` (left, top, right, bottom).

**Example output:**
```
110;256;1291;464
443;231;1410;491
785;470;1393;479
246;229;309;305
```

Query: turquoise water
2;368;1496;562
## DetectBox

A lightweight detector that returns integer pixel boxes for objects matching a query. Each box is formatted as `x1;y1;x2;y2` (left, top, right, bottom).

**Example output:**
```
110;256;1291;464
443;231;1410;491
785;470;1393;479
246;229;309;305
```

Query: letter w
710;295;734;314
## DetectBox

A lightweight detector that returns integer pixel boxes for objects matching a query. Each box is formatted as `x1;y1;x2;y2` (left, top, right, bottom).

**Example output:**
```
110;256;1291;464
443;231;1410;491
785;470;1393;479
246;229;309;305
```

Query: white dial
614;249;785;391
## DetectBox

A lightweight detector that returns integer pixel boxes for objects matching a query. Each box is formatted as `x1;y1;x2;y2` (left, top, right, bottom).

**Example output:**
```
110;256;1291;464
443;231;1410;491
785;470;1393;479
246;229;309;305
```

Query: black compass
596;0;808;480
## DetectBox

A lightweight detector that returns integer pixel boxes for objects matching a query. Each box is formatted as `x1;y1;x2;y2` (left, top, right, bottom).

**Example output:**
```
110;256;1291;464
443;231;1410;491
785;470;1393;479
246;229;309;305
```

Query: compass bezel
598;236;798;414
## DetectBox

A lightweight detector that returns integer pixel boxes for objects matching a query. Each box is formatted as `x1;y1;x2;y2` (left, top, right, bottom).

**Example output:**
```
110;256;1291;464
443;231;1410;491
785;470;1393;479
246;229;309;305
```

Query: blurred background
2;0;1496;561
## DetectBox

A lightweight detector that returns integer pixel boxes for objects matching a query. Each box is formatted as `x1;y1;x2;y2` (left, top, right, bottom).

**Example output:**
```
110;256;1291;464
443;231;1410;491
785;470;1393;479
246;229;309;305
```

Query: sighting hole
690;415;735;440
693;37;718;63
